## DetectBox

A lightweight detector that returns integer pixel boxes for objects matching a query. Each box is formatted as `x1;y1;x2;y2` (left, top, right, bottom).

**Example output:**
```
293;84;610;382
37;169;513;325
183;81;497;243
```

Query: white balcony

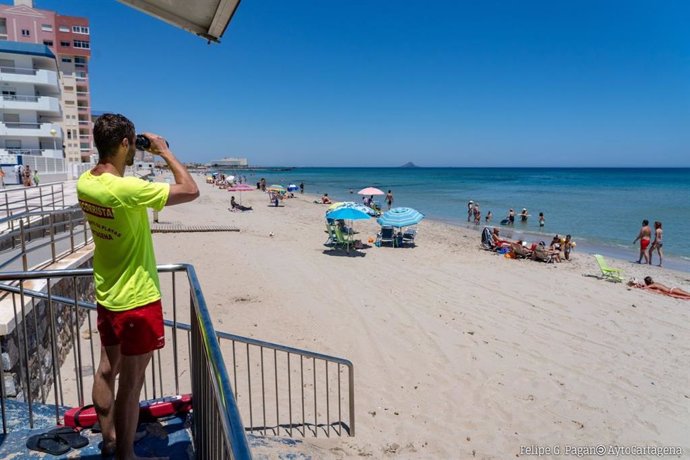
0;67;59;87
0;122;62;139
1;95;61;114
0;148;62;158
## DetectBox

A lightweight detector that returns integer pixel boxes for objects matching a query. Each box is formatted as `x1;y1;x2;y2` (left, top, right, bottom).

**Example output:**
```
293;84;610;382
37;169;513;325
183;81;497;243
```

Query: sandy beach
151;176;689;458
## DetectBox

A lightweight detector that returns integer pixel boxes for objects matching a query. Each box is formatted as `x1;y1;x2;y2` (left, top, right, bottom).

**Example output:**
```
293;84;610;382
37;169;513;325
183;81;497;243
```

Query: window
60;41;70;47
43;40;53;46
74;56;87;64
21;29;30;37
64;86;74;91
73;40;90;49
41;24;53;32
67;131;72;139
59;26;69;32
61;57;72;63
0;18;7;35
72;26;89;34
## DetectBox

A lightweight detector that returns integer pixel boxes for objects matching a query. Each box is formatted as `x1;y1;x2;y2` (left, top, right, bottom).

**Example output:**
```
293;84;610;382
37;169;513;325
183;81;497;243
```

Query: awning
117;0;241;43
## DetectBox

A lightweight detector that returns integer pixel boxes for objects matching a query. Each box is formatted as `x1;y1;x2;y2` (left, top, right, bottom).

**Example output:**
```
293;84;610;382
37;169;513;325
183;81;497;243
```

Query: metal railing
1;95;40;102
0;265;253;459
0;207;91;271
0;183;65;221
0;263;356;440
219;332;355;437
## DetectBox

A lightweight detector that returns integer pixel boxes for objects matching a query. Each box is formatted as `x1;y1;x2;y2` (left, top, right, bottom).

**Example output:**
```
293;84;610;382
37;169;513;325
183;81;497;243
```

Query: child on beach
538;212;545;228
485;211;492;223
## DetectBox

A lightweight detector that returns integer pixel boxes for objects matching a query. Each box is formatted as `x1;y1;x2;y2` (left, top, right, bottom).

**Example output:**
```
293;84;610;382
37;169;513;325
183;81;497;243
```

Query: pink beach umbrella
227;183;254;204
357;187;385;196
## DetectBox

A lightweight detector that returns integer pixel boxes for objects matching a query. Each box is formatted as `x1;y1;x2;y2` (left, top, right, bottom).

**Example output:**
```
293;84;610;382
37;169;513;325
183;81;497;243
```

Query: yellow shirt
77;171;170;311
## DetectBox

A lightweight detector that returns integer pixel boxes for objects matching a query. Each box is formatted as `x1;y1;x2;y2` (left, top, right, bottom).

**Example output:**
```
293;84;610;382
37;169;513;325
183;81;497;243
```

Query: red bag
64;394;193;428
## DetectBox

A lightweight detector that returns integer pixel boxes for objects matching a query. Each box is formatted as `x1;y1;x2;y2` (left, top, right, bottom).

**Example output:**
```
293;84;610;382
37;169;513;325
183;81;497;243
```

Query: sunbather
511;240;533;258
230;196;252;212
531;242;561;263
628;276;690;300
321;193;332;204
491;228;512;248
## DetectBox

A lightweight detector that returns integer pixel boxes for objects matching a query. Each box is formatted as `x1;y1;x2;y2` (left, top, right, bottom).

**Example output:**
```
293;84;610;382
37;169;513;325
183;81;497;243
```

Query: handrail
1;95;40;102
0;263;356;442
0;205;89;272
0;265;253;459
0;183;65;221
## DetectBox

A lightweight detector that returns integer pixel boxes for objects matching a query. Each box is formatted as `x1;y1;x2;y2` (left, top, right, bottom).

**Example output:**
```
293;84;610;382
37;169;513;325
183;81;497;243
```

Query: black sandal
26;432;71;455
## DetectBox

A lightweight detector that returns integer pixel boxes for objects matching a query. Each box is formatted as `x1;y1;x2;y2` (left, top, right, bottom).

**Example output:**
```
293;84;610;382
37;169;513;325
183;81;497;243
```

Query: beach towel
481;227;494;250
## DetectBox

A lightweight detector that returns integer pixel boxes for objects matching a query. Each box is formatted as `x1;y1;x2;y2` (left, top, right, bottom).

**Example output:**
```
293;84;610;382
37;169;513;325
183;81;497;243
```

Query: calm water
225;168;690;272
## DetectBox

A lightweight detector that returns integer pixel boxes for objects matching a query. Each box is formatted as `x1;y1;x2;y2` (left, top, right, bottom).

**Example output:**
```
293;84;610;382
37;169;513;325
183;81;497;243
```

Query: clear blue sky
26;1;690;166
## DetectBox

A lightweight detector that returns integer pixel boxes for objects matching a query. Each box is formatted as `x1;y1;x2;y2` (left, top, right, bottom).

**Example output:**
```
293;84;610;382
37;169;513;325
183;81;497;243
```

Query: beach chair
593;254;624;282
334;226;352;251
402;227;417;247
324;224;337;247
376;226;396;247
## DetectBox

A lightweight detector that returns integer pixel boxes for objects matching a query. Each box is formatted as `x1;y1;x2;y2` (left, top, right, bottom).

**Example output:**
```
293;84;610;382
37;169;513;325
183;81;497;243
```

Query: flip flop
48;426;90;449
26;432;71;455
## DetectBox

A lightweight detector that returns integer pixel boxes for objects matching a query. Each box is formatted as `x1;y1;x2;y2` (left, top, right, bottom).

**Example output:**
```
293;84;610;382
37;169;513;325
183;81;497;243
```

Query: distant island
400;162;419;168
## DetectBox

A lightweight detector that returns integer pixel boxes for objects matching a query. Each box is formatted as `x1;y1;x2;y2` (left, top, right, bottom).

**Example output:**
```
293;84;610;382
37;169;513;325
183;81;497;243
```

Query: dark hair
644;276;653;285
654;221;662;229
93;113;135;159
642;219;649;225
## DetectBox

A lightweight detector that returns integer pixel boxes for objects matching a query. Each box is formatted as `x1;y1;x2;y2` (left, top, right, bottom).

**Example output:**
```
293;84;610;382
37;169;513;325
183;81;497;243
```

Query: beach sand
149;177;690;458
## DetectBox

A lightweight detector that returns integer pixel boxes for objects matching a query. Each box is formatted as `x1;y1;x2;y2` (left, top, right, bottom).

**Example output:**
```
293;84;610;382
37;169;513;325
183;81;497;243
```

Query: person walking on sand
77;113;199;459
633;219;651;264
385;190;394;210
300;182;304;194
649;221;663;266
22;165;32;187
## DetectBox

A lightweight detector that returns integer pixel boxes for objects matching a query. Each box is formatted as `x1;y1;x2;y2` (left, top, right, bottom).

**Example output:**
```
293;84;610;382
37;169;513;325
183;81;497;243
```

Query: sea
221;167;690;273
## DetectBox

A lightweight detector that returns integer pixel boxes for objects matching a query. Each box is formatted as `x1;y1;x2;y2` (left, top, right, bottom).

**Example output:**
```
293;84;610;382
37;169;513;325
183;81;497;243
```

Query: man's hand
142;132;170;156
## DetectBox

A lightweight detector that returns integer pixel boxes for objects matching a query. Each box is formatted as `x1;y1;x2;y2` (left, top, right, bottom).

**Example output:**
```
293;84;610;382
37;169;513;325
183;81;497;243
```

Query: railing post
38;186;43;215
19;219;28;271
23;188;28;214
49;213;56;263
69;211;74;252
51;185;56;211
10;210;15;249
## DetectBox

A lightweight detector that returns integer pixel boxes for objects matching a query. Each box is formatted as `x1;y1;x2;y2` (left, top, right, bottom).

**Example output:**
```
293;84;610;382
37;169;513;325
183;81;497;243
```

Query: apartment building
0;0;93;165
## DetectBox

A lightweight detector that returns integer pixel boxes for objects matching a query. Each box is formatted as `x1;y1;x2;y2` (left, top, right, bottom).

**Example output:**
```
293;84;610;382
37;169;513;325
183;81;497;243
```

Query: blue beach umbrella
326;207;372;221
287;184;299;192
377;207;424;228
326;201;377;216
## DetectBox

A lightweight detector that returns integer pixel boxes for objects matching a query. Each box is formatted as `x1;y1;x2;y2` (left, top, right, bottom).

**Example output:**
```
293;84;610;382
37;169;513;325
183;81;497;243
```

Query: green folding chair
593;254;623;282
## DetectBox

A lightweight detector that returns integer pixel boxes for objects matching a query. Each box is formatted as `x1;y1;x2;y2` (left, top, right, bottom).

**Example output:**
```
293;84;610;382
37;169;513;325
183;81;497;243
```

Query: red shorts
97;299;165;356
641;238;650;250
